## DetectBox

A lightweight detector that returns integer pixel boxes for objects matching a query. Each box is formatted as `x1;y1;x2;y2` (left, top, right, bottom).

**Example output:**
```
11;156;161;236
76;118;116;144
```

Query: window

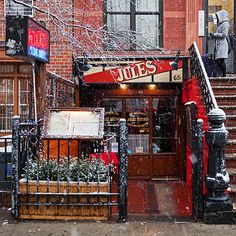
0;64;31;132
19;79;30;121
5;0;33;16
0;79;14;132
104;0;162;50
126;98;149;154
152;97;177;153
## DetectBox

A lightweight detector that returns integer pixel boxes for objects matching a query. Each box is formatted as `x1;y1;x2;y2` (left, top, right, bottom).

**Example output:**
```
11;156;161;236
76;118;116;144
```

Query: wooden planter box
18;180;110;220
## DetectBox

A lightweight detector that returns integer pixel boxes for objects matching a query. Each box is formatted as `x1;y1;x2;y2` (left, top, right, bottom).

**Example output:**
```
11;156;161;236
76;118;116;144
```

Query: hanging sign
5;16;50;63
83;59;183;84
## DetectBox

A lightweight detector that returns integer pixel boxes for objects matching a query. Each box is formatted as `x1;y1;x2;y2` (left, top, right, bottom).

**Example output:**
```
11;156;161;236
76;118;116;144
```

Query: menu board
43;108;104;139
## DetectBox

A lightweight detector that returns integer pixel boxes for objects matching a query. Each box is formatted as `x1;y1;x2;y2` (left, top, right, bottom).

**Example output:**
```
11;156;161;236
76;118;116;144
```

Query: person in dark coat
210;10;230;77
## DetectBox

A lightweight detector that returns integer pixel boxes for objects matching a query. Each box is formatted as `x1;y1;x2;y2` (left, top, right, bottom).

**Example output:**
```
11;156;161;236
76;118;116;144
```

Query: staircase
209;76;236;207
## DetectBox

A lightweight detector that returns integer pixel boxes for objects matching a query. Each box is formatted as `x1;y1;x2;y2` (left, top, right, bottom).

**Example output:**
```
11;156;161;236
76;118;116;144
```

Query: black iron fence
11;116;128;221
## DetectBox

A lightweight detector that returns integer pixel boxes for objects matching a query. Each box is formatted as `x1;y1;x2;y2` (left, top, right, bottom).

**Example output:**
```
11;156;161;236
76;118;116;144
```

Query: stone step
225;154;236;162
227;139;236;145
218;105;236;115
225;127;236;139
209;77;236;86
212;86;236;95
215;95;236;105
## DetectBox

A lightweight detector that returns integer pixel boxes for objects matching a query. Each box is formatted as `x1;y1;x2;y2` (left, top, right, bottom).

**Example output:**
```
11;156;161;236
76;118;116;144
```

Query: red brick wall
164;0;186;51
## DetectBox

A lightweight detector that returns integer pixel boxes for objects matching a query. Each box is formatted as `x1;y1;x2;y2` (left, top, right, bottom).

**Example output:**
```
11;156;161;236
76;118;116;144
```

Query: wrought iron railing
188;42;218;114
11;117;128;221
45;71;75;109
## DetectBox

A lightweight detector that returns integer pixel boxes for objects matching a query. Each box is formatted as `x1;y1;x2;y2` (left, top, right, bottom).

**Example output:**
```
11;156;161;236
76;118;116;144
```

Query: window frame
0;79;14;132
18;78;30;122
4;0;33;17
103;0;163;51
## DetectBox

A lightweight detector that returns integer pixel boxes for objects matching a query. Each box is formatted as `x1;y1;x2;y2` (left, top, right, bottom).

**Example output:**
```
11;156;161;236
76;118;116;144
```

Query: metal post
11;116;20;218
192;119;204;220
204;108;234;224
32;62;37;122
118;118;128;222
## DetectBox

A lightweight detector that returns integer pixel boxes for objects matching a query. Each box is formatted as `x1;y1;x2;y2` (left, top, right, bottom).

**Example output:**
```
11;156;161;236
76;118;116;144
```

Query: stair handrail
188;42;218;114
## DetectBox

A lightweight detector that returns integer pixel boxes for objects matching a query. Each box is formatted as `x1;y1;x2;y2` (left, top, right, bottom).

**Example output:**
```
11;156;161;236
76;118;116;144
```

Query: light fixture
148;84;156;89
169;49;181;70
120;84;127;89
75;52;92;79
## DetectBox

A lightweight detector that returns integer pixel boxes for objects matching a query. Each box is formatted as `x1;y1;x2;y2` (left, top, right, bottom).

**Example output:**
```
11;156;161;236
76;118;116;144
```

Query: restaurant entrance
80;57;188;180
84;84;184;180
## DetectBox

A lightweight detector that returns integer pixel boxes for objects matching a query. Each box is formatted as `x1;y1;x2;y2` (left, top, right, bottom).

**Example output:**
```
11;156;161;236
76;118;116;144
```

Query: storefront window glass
126;98;149;154
152;97;177;153
101;98;122;135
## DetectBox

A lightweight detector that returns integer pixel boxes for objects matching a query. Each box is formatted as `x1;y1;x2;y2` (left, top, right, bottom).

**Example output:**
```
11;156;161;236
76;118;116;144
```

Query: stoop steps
210;76;236;209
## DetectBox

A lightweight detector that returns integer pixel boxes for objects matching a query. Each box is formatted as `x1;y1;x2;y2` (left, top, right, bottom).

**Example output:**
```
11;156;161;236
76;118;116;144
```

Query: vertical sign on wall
5;16;50;63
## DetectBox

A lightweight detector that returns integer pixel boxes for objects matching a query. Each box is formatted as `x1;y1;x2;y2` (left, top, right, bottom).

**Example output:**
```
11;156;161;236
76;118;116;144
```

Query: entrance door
151;97;179;178
207;1;235;72
101;95;181;179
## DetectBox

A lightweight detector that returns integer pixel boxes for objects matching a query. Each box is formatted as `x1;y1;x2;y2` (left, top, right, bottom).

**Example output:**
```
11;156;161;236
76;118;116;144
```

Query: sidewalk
1;208;236;236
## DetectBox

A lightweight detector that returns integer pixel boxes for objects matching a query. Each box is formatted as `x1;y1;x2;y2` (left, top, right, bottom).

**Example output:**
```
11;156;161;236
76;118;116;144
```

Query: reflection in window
126;98;149;154
101;98;122;138
152;97;177;153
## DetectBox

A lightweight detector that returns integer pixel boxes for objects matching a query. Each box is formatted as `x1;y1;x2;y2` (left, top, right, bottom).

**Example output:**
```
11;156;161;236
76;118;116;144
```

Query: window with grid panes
0;79;14;132
19;79;30;122
104;0;162;51
5;0;33;16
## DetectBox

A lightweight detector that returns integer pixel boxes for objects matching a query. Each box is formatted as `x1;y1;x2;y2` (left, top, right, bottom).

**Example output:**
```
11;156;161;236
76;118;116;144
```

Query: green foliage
21;156;115;182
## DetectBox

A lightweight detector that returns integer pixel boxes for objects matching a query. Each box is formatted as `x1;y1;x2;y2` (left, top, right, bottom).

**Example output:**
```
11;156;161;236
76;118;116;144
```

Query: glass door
207;0;234;72
152;97;179;177
101;95;180;178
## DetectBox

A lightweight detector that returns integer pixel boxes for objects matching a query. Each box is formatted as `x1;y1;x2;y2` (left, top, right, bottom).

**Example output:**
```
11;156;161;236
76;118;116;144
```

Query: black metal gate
11;116;128;221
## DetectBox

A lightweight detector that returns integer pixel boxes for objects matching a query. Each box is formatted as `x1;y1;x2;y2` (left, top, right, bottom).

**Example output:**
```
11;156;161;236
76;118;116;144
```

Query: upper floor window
104;0;162;51
5;0;33;16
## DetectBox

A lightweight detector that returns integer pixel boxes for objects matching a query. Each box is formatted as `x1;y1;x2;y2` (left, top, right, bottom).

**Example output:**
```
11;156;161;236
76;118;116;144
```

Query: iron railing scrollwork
45;71;75;109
